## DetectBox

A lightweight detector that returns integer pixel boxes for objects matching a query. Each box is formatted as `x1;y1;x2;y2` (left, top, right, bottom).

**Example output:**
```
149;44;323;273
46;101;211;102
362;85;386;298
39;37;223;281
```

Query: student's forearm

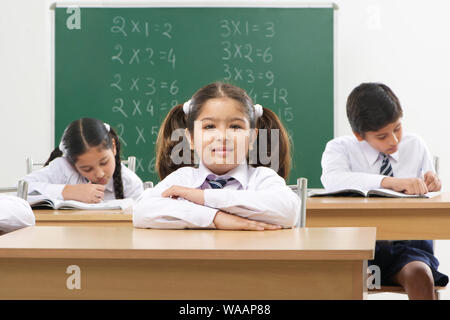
321;171;385;191
26;181;66;199
133;197;217;229
204;189;299;227
380;176;395;189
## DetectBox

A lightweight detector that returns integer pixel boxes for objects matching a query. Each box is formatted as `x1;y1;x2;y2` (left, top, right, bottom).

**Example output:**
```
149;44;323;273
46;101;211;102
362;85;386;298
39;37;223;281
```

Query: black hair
45;118;124;199
155;82;292;180
346;83;403;137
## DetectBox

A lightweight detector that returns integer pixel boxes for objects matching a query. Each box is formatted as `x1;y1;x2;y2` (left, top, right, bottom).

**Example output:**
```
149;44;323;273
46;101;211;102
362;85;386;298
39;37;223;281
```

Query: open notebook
27;195;134;210
308;188;441;198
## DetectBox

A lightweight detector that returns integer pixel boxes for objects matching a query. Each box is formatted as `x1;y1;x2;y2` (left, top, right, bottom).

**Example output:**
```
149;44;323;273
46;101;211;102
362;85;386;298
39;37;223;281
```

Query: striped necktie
380;153;394;177
206;177;235;189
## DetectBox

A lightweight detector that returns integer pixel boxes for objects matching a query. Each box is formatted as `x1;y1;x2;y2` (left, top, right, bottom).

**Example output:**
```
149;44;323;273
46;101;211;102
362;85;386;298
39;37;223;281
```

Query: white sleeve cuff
204;189;228;209
374;175;387;189
42;184;66;200
187;201;219;227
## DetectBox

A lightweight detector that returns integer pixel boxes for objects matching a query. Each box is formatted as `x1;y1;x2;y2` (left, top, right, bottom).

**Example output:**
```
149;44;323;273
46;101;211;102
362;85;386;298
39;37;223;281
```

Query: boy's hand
381;177;428;195
424;171;441;192
62;184;105;203
162;186;204;205
213;211;282;231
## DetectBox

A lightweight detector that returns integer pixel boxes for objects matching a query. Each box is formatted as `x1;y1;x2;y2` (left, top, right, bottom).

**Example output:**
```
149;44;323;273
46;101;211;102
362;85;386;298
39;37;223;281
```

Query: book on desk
27;195;134;210
308;188;441;198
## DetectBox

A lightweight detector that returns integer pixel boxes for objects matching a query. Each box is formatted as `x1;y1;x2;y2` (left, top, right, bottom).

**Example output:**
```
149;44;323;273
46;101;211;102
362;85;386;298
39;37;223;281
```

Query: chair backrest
288;177;308;228
122;156;136;173
26;157;45;174
0;180;28;200
27;156;137;174
433;155;440;176
16;180;28;200
143;181;154;189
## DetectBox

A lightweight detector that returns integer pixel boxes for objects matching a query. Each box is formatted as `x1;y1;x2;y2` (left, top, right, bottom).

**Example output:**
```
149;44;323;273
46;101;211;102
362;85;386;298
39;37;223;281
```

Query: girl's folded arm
132;171;218;229
133;192;218;229
203;187;299;228
23;159;68;199
203;168;300;227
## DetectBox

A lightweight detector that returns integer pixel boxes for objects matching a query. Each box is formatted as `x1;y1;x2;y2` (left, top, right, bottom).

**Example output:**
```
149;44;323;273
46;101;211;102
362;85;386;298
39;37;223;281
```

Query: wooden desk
34;209;132;226
307;192;450;240
0;226;375;300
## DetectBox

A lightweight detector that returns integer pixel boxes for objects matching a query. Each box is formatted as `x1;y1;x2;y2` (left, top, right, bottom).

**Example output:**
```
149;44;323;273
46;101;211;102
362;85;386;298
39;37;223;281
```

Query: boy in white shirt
321;82;447;299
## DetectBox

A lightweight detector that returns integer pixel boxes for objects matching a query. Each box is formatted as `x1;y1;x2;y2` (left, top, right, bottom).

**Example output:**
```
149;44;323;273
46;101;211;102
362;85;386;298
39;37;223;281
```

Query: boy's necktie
206;177;235;189
380;153;394;177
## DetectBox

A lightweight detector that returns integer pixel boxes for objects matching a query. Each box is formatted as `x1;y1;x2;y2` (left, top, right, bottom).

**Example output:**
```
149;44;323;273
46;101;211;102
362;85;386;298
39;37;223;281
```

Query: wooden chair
26;156;137;173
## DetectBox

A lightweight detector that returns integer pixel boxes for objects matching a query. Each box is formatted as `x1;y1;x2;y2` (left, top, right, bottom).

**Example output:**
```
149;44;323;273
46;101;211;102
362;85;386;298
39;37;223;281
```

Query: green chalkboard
55;6;334;187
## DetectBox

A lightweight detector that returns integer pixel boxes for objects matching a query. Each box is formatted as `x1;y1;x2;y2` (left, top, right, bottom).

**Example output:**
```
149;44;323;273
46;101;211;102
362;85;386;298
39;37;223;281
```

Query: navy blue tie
206;177;235;189
380;153;394;177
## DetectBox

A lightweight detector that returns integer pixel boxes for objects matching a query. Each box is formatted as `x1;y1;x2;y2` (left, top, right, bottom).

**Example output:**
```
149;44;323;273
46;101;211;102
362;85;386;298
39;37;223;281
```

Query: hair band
183;100;192;115
254;104;263;118
183;99;264;118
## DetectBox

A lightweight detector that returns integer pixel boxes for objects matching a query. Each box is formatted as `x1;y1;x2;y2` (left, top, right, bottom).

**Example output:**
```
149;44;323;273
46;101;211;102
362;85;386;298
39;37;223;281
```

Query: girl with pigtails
133;82;299;230
24;118;143;203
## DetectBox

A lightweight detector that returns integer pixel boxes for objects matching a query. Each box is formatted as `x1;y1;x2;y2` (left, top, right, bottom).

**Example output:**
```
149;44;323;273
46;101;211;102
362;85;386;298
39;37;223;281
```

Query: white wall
1;0;450;299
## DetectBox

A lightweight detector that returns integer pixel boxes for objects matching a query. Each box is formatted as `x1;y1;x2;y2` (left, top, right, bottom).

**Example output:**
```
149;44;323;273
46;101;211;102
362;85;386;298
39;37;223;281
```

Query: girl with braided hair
24;118;143;203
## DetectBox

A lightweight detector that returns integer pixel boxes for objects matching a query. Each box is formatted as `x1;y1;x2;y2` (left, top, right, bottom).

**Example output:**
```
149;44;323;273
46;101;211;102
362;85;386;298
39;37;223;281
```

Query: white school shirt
0;195;35;234
321;132;435;191
133;161;300;229
24;157;144;200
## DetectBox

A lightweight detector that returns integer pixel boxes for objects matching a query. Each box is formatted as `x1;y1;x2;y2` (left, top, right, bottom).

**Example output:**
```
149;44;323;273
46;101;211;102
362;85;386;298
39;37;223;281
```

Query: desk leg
0;259;367;300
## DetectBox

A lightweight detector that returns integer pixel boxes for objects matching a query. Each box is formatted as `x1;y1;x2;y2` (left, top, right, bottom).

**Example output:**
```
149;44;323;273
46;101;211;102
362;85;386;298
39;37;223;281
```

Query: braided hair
45;118;124;199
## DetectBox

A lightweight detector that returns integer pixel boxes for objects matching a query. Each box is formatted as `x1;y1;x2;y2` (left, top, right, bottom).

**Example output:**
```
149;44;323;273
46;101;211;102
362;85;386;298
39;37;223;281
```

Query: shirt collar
360;140;380;166
389;151;399;162
195;161;249;189
360;139;399;165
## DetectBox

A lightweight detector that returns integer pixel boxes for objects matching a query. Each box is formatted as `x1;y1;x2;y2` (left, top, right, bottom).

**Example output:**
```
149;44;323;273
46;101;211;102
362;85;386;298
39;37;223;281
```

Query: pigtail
252;107;292;180
155;104;195;180
109;128;124;199
44;147;63;166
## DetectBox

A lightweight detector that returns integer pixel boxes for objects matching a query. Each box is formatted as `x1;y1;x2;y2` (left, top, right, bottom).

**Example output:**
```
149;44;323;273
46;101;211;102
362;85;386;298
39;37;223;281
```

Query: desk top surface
0;226;375;260
307;192;450;209
34;209;131;221
34;192;450;221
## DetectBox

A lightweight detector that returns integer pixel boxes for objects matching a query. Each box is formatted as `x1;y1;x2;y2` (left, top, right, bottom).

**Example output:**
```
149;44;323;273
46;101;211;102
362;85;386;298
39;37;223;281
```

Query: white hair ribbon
183;99;192;115
104;123;111;132
183;99;263;118
254;104;263;118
